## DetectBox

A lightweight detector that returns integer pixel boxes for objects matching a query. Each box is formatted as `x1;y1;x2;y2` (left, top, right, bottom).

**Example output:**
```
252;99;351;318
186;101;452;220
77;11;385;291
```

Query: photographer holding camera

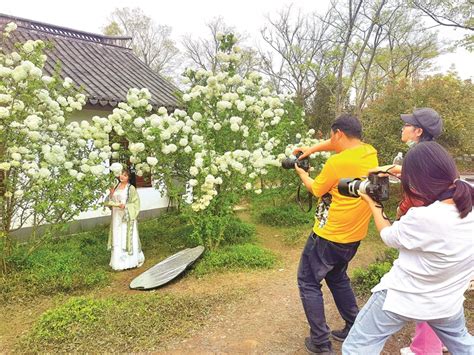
370;108;446;354
293;114;378;354
342;142;474;354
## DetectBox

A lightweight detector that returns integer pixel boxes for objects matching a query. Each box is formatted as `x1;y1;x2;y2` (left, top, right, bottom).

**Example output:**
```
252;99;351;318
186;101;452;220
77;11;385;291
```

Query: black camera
281;151;310;171
338;173;389;201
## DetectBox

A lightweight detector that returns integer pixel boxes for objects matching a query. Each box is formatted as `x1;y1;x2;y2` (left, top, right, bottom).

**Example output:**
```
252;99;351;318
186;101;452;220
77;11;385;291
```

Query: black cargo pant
297;232;360;346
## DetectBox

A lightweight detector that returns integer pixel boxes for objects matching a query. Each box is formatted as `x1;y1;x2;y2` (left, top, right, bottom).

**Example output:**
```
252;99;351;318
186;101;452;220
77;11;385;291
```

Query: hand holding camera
281;151;311;171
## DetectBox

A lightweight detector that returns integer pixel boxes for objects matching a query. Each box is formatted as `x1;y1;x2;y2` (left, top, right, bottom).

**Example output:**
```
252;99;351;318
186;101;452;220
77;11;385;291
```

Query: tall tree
181;17;260;76
259;6;335;107
409;0;474;50
103;7;180;77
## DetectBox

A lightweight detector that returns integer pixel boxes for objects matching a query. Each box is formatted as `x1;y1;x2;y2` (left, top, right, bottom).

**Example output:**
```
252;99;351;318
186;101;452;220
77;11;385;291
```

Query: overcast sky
2;0;473;79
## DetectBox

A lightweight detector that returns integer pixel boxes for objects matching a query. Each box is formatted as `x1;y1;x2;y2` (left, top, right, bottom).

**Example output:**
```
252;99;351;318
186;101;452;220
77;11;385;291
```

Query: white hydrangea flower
158;107;167;115
147;157;158;166
0;162;11;171
110;162;123;175
182;94;191;102
39;167;51;178
24;114;42;130
129;142;145;154
0;94;12;104
160;130;171;141
133;117;145;128
0;107;10;118
90;165;105;176
22;41;35;53
5;22;17;33
216;100;232;111
11;153;22;161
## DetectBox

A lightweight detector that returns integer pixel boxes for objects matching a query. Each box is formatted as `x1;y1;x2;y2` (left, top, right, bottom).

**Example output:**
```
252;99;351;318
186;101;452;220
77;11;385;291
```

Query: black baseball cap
331;114;362;139
401;108;443;138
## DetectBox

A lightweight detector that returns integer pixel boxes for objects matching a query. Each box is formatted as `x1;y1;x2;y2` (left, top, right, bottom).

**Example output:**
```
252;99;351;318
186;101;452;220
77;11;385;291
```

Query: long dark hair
402;142;473;218
116;168;137;188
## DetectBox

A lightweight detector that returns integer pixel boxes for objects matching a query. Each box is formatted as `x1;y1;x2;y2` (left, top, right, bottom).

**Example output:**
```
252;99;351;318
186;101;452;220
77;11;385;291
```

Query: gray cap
401;108;443;138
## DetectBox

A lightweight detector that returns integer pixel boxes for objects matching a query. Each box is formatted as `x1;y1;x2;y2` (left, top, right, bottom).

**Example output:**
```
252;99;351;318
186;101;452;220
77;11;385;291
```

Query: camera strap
297;184;313;212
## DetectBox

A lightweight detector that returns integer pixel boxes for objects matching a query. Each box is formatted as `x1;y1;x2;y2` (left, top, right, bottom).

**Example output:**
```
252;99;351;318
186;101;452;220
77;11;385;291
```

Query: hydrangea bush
105;34;327;249
1;24;329;261
0;23;113;270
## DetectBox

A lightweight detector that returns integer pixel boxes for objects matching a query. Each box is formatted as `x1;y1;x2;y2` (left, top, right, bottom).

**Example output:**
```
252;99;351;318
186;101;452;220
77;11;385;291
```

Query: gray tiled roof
1;14;181;109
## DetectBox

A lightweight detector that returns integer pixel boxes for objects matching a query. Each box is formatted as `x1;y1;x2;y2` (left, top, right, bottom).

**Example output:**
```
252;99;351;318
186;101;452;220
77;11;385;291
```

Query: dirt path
156;216;392;354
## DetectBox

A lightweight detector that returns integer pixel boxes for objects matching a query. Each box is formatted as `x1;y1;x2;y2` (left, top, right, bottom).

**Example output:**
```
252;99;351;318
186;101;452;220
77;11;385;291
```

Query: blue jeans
298;232;360;346
342;290;474;355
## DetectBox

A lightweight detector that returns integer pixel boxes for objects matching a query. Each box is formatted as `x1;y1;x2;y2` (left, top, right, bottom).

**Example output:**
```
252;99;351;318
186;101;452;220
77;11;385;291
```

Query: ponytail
453;179;474;219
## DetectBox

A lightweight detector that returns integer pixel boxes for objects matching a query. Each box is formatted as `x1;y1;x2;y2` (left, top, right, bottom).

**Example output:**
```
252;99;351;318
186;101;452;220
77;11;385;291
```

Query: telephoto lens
338;178;363;197
338;174;389;201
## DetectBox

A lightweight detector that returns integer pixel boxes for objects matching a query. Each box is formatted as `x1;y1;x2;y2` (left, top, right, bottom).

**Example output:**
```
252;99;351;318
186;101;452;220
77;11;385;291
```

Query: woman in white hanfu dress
105;169;144;271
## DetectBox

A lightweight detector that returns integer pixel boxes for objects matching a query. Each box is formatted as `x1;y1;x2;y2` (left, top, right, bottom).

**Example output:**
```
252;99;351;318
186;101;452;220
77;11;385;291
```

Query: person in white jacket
342;141;474;355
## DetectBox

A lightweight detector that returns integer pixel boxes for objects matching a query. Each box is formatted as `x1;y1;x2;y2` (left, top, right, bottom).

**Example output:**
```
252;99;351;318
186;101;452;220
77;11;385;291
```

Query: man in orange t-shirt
294;114;378;354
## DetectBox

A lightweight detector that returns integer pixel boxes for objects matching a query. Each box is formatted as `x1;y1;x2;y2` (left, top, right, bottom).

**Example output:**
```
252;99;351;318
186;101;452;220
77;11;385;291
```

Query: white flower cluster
1;31;319;216
126;88;152;111
0;31;114;202
96;32;317;212
2;22;17;37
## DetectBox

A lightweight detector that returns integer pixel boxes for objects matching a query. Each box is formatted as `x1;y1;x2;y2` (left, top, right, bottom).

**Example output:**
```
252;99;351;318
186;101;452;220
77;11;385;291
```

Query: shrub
193;243;276;276
352;261;392;296
258;204;313;227
221;218;256;246
138;212;194;251
351;248;399;296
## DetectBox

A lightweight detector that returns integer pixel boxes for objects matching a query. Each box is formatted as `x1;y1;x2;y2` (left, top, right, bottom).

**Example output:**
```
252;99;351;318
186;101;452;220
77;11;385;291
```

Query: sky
1;0;473;79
